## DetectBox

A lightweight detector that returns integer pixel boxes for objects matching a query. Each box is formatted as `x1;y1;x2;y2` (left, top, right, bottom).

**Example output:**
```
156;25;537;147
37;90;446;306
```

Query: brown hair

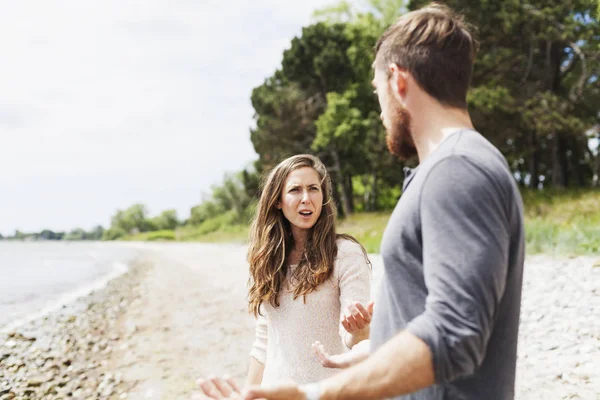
375;2;478;109
247;154;368;317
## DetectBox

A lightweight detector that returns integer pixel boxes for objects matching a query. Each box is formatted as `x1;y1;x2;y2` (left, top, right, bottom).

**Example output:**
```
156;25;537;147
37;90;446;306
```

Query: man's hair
375;2;478;109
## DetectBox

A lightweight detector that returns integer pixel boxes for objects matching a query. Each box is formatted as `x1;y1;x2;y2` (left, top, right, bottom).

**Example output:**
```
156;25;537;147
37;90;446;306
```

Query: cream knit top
249;238;371;385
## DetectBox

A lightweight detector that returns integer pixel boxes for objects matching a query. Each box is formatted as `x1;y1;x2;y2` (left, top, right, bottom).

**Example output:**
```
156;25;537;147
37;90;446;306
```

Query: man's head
372;2;478;159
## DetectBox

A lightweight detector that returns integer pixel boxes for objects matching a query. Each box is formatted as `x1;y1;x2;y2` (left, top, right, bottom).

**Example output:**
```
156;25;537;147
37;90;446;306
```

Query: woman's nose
301;190;310;204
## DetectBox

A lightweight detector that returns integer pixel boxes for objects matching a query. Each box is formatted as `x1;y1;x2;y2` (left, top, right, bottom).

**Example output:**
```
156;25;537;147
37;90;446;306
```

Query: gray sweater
371;129;525;400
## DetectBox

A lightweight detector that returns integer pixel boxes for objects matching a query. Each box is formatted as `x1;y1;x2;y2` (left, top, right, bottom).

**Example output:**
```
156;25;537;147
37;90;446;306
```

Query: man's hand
341;301;374;333
194;376;242;399
313;339;370;369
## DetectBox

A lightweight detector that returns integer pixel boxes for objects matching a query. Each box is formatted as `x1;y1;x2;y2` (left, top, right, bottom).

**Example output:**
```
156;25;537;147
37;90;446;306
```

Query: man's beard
385;101;417;160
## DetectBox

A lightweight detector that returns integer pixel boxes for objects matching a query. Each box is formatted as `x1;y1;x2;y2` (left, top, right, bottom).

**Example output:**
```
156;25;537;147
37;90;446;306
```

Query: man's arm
244;330;433;400
320;330;434;400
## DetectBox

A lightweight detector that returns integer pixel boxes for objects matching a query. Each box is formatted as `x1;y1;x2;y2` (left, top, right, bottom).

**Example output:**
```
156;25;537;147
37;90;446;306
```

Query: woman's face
278;167;323;236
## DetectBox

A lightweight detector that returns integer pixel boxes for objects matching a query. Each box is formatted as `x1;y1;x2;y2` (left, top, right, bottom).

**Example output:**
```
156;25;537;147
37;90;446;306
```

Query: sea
0;241;139;332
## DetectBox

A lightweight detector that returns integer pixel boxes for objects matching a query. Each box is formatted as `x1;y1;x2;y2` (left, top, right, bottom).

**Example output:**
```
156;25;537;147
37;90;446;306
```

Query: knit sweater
249;238;372;384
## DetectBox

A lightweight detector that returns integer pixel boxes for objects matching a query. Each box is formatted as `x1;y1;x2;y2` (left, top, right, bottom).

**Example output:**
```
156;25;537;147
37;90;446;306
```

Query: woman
246;154;372;386
197;154;373;396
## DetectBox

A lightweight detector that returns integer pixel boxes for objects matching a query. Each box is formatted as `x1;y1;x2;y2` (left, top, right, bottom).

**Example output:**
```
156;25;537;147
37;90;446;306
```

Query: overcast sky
0;0;335;236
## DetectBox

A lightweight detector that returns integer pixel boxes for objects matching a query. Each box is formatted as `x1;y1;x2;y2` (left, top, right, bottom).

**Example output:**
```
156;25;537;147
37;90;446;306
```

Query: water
0;241;139;331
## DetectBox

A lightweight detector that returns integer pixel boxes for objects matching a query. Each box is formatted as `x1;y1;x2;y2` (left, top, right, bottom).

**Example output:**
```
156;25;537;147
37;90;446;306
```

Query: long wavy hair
247;154;368;317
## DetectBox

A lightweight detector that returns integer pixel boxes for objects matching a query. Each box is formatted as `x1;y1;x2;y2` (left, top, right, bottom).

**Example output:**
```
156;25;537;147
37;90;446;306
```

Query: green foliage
151;210;179;231
178;210;249;242
313;0;406;26
110;204;152;234
189;201;225;226
313;88;368;158
102;227;127;241
521;189;600;255
125;229;176;241
189;172;256;228
62;226;104;241
39;230;65;240
337;211;391;253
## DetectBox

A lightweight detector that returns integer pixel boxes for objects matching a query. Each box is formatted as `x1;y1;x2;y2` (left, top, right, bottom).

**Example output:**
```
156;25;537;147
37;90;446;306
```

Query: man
199;3;525;399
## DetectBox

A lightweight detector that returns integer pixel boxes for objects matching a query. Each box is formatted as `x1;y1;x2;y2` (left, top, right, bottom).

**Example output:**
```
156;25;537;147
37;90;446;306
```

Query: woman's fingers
347;304;365;329
211;376;235;398
312;341;338;368
340;316;350;332
367;300;375;315
198;378;223;399
343;301;375;333
225;376;242;394
354;302;371;323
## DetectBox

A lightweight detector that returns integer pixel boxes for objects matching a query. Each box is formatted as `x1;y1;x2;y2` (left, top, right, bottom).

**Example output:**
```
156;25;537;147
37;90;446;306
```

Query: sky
0;0;335;236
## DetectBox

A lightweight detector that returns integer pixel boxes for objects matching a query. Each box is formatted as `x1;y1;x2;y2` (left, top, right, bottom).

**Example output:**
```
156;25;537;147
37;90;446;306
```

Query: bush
102;228;127;241
144;230;176;241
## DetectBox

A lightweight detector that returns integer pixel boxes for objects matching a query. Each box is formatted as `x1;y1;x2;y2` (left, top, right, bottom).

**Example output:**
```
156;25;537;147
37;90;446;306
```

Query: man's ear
389;63;409;103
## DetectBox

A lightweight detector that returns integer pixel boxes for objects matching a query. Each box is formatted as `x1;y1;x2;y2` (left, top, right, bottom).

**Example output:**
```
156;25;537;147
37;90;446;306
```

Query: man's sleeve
406;155;511;383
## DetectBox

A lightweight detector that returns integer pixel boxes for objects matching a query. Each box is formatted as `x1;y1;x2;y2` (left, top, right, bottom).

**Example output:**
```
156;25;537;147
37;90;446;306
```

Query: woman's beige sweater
249;238;371;385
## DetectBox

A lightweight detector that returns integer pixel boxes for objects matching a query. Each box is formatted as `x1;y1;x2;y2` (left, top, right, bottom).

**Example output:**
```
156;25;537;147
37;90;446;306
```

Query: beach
1;243;598;399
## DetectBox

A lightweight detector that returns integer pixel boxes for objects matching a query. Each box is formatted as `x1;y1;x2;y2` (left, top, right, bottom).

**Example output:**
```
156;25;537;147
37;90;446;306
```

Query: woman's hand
341;300;374;333
194;376;242;399
194;377;305;400
313;339;370;369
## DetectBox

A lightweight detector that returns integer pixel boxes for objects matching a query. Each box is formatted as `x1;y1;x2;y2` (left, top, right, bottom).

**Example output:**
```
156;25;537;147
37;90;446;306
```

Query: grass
123;189;600;255
124;229;176;241
175;223;249;243
521;189;600;255
336;212;390;254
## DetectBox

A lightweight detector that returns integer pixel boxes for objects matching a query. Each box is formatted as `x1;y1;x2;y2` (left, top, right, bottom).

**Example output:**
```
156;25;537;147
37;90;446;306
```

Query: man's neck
411;104;474;162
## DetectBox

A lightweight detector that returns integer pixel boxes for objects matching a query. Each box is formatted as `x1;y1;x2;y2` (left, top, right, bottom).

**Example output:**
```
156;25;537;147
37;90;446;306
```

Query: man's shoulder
438;129;502;161
424;130;509;181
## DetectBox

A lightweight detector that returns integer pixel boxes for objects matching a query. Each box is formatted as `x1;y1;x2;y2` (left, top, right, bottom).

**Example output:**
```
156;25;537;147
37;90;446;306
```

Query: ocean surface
0;241;139;331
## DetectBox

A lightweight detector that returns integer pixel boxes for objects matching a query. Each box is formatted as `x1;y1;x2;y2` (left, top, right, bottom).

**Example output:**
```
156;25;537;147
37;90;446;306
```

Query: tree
88;225;105;240
39;229;63;240
409;0;600;188
250;81;319;171
151;210;179;231
102;228;126;241
110;204;152;234
189;172;256;226
313;0;407;26
64;228;87;241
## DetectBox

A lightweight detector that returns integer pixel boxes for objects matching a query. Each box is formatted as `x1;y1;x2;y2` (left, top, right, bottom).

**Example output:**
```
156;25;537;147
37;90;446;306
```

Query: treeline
1;226;105;241
102;173;257;240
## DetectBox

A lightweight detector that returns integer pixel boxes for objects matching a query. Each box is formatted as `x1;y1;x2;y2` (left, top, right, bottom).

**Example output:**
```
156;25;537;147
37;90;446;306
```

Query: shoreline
0;260;131;335
0;257;150;399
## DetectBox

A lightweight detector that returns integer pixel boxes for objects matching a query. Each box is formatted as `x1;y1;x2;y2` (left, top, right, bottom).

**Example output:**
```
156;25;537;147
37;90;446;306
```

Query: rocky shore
0;259;149;400
1;244;598;400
